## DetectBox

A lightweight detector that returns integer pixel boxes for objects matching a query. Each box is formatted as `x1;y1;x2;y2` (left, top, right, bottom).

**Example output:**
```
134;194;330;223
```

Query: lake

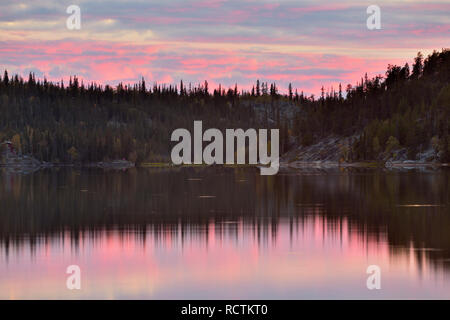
0;167;449;299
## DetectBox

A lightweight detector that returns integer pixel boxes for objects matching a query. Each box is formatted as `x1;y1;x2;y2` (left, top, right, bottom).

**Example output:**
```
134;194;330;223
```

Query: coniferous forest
0;49;449;164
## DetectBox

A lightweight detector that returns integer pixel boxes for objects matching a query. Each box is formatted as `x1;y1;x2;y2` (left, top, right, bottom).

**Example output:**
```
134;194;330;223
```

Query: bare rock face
1;142;42;174
1;142;41;169
1;142;135;171
280;135;440;169
281;135;357;166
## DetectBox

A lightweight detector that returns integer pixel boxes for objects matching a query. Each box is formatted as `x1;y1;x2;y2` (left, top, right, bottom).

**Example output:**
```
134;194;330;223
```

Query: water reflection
0;167;449;299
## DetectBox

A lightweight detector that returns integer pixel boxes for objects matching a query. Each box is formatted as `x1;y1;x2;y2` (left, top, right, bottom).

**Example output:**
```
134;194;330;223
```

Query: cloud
0;0;448;94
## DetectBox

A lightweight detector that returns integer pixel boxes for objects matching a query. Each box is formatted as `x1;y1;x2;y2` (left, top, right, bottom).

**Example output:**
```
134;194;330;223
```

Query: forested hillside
293;49;450;162
0;77;265;163
0;49;449;164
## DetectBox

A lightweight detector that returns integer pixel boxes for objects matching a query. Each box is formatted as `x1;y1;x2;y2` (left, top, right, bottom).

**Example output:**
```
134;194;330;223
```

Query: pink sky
0;0;449;95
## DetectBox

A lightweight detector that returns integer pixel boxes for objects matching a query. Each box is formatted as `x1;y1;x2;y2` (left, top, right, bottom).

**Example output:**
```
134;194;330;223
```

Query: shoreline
1;160;449;172
0;159;135;171
281;161;449;169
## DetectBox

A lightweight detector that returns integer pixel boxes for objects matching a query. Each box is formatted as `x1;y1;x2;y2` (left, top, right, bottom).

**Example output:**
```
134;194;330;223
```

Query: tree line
0;48;449;164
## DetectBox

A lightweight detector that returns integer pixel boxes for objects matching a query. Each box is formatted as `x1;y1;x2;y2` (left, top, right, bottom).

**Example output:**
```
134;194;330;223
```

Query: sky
0;0;449;95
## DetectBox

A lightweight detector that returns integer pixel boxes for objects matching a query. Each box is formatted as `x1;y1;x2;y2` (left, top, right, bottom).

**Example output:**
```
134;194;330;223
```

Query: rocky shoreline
280;134;447;169
280;160;447;170
0;154;135;172
1;141;447;174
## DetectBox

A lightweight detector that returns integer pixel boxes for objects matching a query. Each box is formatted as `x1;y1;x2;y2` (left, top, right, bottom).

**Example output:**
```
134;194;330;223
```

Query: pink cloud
290;3;350;14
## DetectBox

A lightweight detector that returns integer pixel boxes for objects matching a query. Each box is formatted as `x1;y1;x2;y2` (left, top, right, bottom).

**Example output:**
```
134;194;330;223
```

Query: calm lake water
0;167;449;299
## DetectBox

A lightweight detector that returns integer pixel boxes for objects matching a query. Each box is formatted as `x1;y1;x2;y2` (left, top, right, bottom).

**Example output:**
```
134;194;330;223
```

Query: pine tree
3;70;8;86
411;52;424;79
